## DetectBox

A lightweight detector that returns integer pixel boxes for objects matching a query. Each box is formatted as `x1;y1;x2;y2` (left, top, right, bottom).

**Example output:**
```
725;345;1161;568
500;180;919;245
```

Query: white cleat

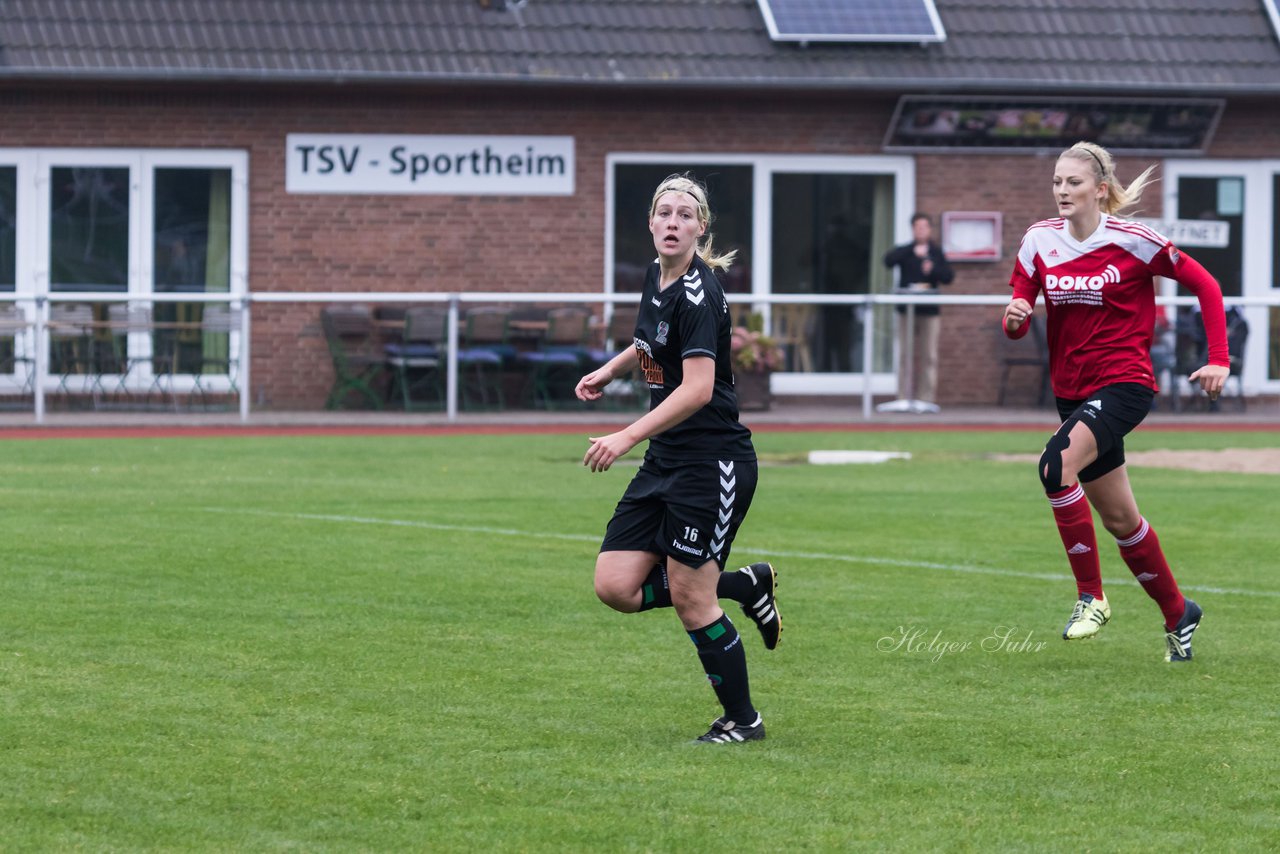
1063;593;1111;640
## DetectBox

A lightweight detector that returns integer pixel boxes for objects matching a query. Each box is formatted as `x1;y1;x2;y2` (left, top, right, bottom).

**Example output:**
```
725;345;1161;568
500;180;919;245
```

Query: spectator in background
883;213;954;403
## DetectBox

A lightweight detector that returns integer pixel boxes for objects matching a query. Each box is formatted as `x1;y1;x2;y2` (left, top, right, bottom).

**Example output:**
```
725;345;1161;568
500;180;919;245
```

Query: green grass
1;428;1277;851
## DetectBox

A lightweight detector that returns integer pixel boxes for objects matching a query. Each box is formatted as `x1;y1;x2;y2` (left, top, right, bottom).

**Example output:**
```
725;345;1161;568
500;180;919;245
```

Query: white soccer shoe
1062;593;1111;640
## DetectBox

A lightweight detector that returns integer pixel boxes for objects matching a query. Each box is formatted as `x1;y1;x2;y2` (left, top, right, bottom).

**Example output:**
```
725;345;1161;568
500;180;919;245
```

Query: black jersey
633;255;755;461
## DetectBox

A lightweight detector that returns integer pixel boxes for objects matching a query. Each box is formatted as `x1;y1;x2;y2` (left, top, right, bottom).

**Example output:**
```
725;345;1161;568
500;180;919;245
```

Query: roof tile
0;0;1276;92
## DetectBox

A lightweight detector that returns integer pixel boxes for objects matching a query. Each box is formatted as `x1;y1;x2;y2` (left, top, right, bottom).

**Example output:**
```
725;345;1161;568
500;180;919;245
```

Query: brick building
2;1;1278;410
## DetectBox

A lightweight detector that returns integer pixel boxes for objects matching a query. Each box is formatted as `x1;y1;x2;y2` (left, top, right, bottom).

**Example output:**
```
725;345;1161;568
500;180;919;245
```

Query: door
1164;160;1279;394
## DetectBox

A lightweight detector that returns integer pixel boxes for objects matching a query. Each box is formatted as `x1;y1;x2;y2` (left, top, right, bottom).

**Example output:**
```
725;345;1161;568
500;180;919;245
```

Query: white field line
203;508;1280;600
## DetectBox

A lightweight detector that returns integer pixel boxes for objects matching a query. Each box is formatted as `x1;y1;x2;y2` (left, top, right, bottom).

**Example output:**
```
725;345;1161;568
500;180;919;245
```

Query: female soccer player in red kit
1003;141;1229;662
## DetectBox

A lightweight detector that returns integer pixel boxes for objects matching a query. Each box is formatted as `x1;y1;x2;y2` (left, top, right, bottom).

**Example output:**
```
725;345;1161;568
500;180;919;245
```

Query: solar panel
1264;0;1280;46
757;0;946;43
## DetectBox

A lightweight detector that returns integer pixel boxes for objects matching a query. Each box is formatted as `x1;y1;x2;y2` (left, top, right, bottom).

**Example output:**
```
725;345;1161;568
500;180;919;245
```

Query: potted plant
731;313;783;411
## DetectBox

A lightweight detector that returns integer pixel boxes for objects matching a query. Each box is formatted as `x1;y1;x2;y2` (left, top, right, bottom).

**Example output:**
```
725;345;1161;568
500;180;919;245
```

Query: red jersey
1007;214;1228;399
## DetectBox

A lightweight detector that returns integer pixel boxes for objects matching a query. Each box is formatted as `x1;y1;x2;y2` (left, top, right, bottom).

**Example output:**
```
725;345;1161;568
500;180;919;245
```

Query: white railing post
33;296;47;425
446;296;460;422
861;295;875;420
238;296;251;423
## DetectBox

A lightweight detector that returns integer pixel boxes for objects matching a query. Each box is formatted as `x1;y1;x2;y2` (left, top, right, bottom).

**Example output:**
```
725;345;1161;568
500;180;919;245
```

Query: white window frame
606;152;915;395
0;151;38;392
1163;158;1278;394
2;148;249;394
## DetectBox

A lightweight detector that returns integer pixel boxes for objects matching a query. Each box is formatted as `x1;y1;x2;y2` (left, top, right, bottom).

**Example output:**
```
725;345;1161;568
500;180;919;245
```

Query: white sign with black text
1133;218;1230;249
286;134;575;195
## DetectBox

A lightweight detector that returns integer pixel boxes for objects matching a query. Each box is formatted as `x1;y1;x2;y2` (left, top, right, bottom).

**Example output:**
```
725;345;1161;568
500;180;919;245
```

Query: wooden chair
0;303;35;406
458;307;513;409
517;307;590;409
321;305;387;409
771;304;815;373
191;304;243;410
587;306;644;409
385;306;447;410
587;306;638;364
103;303;162;409
49;303;98;407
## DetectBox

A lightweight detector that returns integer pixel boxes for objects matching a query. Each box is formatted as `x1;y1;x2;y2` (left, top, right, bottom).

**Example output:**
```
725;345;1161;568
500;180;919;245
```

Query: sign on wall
941;211;1002;262
1133;218;1230;248
286;134;575;195
884;96;1223;154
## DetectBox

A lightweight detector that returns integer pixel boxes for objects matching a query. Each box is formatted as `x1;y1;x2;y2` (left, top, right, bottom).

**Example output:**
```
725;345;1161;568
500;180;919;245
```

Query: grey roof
1;0;1278;94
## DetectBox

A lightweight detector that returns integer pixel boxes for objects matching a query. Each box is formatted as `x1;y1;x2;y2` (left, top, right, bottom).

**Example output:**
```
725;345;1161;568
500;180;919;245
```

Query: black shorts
600;455;758;570
1054;382;1153;482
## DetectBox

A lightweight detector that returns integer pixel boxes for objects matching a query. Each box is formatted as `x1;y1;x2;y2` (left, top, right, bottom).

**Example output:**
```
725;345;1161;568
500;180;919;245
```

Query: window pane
770;173;895;373
1273;173;1280;290
1175;176;1242;297
612;164;753;295
154;168;232;293
50;167;129;292
1271;173;1279;381
0;166;15;291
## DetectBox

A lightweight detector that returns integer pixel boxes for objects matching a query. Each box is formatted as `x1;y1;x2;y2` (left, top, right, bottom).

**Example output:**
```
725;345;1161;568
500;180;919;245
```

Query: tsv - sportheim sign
286;134;574;195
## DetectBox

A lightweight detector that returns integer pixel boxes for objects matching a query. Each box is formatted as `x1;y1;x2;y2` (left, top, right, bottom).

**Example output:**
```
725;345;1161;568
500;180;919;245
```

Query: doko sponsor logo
1045;264;1120;292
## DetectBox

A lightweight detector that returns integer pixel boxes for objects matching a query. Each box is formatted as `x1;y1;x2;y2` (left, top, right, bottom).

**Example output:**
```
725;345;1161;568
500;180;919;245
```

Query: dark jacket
883;242;954;317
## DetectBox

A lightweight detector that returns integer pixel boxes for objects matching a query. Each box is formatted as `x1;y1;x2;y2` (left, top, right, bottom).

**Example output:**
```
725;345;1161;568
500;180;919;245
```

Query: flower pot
735;370;772;411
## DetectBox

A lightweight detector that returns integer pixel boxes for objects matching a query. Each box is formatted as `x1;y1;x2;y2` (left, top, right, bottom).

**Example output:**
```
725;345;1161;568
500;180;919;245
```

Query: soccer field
1;427;1276;851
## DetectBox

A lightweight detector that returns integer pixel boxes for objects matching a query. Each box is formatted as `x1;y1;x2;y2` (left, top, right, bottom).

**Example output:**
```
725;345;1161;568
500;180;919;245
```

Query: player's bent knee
594;576;639;612
1039;445;1064;493
1039;425;1076;493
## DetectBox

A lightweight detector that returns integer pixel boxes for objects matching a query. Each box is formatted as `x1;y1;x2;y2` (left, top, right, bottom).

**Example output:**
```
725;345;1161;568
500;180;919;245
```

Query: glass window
0;166;15;291
1271;173;1280;381
770;173;896;372
153;167;234;373
153;168;231;294
1175;176;1242;297
50;167;130;292
0;166;16;380
612;163;753;295
1272;173;1280;290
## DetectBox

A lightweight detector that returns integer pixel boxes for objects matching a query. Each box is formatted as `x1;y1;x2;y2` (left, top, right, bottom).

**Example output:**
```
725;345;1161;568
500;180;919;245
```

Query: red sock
1047;484;1102;599
1116;518;1185;630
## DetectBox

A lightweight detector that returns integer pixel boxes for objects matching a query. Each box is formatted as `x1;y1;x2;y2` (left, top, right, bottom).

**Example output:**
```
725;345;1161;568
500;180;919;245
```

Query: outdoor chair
321;304;388;409
586;306;643;409
1170;306;1248;412
191;304;243;410
458;307;513;409
385;306;447;410
586;306;638;365
103;303;164;409
996;314;1050;407
48;303;100;407
517;307;591;409
771;304;816;373
0;303;36;407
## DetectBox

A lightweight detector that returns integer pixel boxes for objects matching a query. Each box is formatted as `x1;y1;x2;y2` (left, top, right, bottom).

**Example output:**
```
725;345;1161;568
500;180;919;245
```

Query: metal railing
1;290;1275;423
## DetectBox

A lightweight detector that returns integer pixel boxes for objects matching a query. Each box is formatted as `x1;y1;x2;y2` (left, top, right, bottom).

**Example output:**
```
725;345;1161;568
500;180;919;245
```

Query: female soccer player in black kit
576;174;780;744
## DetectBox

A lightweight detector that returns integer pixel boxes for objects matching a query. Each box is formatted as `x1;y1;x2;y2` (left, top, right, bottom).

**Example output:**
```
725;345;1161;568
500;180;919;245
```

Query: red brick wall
1;85;1272;408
